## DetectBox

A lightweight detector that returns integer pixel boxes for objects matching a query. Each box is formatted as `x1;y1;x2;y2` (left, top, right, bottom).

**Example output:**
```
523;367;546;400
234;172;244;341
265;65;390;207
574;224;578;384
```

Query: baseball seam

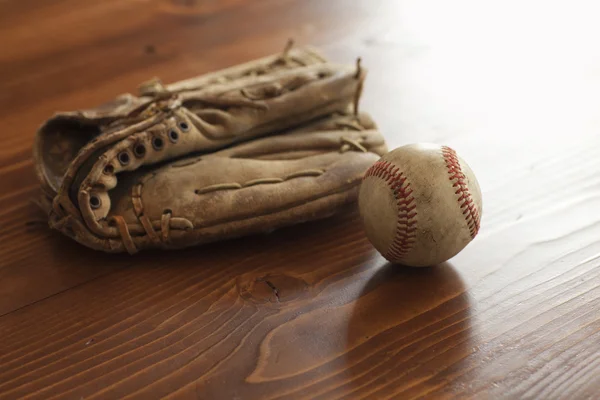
364;161;417;261
441;146;480;238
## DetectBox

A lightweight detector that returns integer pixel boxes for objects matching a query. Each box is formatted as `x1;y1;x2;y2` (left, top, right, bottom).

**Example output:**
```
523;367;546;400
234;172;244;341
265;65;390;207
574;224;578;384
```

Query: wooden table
2;1;599;399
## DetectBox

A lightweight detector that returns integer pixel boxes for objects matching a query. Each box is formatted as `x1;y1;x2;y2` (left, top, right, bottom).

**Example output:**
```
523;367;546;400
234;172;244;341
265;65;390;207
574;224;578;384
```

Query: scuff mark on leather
194;169;325;195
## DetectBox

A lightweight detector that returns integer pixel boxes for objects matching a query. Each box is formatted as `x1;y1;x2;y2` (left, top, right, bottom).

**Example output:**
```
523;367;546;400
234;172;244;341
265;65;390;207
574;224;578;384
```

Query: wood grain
2;0;600;398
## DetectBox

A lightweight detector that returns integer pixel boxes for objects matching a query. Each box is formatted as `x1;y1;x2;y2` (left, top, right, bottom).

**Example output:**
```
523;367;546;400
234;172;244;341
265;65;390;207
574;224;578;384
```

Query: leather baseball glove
33;43;387;253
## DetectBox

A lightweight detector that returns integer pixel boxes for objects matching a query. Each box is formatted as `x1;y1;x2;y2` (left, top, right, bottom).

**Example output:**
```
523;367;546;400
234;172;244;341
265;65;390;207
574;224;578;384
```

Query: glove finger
108;150;380;251
211;112;386;160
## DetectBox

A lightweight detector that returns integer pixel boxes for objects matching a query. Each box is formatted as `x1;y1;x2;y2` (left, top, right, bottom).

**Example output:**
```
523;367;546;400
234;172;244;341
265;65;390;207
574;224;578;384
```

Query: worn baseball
359;143;482;267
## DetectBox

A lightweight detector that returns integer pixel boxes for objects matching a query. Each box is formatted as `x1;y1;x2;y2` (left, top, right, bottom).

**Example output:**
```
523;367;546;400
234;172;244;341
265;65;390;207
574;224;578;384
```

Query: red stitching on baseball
441;146;480;238
364;161;417;260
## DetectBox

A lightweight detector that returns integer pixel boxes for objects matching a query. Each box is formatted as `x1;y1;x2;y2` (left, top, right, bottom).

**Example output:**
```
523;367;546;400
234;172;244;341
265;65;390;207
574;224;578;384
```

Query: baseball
358;143;482;267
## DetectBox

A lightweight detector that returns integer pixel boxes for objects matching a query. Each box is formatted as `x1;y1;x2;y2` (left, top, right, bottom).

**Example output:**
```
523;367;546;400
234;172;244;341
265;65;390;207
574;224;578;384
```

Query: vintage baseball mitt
33;44;387;253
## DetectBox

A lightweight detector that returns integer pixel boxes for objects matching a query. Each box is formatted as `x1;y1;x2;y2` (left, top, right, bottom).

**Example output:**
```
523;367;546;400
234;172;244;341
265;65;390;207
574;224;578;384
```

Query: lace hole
318;71;328;79
118;151;130;166
168;130;179;143
90;195;101;209
163;208;172;214
152;137;164;150
103;164;115;175
178;121;189;132
134;144;146;158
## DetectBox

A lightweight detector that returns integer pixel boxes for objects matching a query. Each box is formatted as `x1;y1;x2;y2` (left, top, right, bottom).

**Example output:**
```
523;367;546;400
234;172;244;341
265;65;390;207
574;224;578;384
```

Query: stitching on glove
110;215;138;254
139;214;161;245
274;39;309;67
240;72;320;102
244;178;284;187
131;181;162;246
282;38;294;61
195;183;243;194
132;195;144;215
194;169;325;195
340;137;367;153
240;87;280;101
285;169;324;179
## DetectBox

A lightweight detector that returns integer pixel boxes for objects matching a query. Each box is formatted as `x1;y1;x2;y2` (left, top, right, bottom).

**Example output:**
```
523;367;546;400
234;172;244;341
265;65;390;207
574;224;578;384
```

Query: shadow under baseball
337;261;474;398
